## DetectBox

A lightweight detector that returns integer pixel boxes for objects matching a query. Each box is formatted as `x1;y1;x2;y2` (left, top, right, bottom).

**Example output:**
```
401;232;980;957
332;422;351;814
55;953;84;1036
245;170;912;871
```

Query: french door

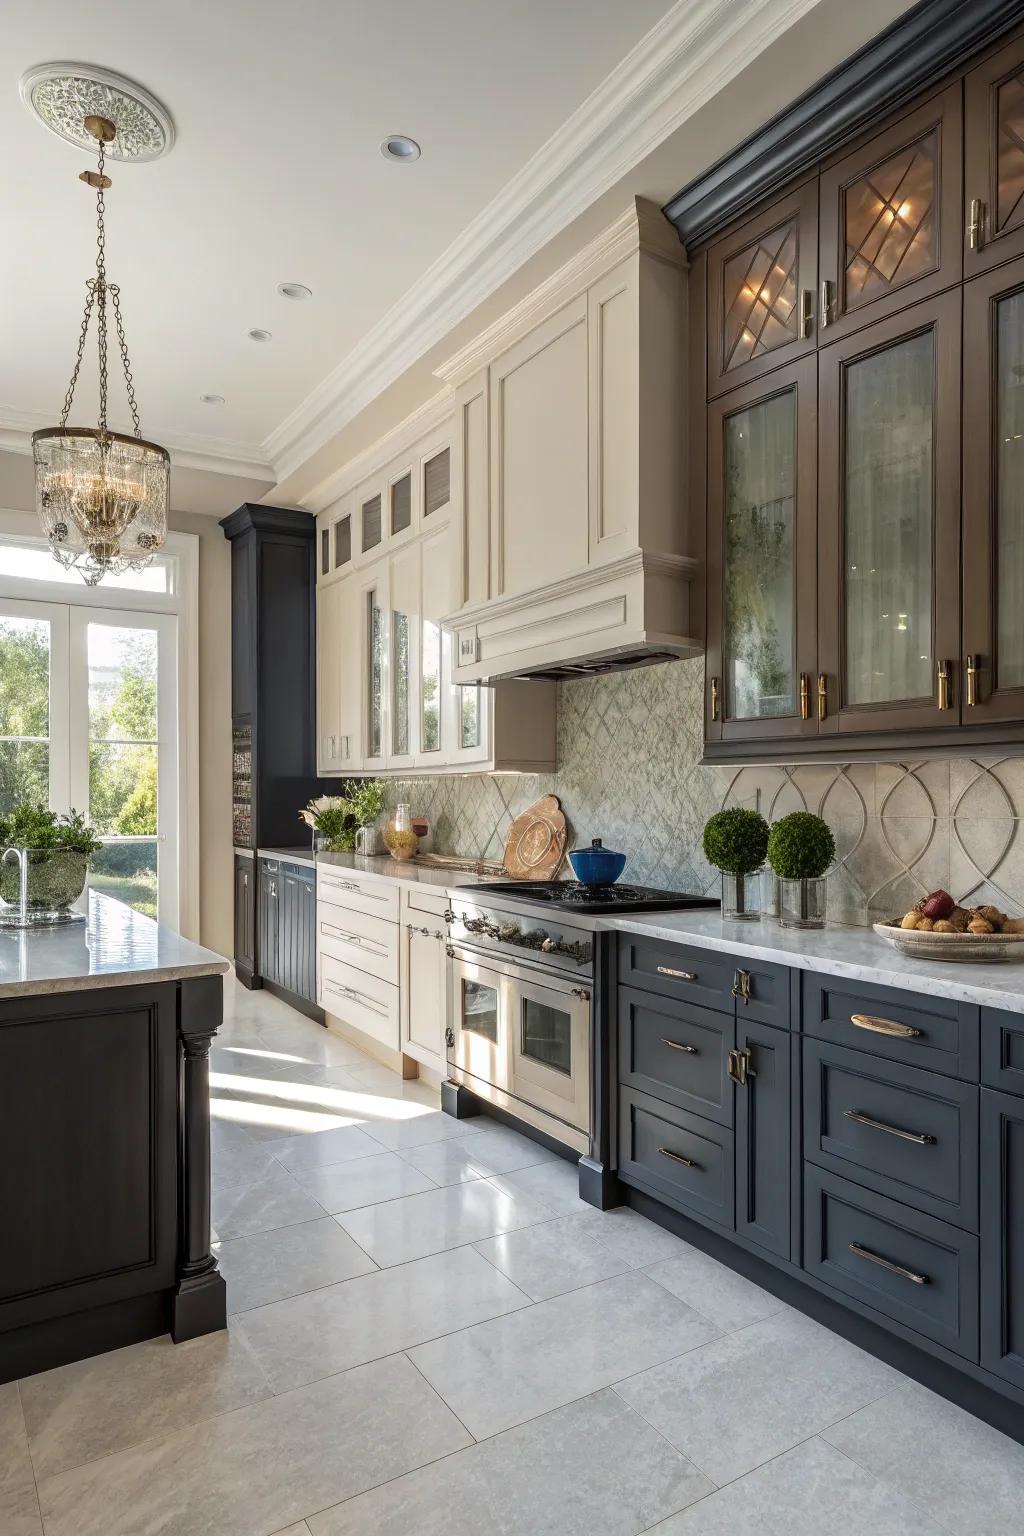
0;598;179;926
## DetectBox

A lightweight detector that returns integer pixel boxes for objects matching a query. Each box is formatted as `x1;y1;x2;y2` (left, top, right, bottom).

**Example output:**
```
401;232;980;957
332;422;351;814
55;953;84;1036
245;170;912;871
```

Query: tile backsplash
384;657;1024;926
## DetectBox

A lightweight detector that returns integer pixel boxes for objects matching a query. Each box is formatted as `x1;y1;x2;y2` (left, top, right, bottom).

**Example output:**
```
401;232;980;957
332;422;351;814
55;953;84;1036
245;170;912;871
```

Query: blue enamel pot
568;838;627;886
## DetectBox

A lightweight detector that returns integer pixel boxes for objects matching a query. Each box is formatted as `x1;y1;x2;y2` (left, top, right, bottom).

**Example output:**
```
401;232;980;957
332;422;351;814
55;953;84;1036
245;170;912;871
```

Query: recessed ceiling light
248;328;272;342
277;282;312;301
200;393;224;405
380;135;420;162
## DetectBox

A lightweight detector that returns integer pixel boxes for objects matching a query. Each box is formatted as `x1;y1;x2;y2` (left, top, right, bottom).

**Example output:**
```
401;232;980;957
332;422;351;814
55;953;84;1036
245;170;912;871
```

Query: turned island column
172;973;227;1341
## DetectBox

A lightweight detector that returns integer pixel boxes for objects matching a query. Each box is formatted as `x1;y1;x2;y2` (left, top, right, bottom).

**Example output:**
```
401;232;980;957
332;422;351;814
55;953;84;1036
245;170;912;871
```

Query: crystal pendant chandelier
32;113;169;586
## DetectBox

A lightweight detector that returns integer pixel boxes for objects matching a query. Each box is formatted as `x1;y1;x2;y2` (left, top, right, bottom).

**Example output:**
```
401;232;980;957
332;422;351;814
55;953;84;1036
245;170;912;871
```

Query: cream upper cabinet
316;574;343;773
437;198;699;685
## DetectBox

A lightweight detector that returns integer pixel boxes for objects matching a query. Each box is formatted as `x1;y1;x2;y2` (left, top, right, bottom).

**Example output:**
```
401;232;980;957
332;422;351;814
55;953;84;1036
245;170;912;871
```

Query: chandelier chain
95;136;109;434
59;281;97;429
110;285;142;437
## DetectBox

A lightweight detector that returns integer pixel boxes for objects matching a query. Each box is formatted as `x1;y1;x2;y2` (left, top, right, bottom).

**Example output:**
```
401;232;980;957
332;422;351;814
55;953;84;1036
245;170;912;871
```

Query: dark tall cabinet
221;505;324;987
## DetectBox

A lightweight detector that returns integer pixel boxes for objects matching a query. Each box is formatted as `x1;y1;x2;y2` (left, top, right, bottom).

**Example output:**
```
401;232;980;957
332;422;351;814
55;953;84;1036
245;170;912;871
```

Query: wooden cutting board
503;795;568;880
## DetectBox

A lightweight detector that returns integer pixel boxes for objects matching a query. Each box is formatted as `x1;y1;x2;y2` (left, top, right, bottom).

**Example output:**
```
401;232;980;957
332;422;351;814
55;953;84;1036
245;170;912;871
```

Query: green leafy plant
298;780;386;853
767;811;835;880
0;804;102;909
702;807;769;876
0;804;101;854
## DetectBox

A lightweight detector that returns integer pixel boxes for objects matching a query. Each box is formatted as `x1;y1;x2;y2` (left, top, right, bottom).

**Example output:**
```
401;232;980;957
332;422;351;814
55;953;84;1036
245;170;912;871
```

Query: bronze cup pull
850;1012;920;1040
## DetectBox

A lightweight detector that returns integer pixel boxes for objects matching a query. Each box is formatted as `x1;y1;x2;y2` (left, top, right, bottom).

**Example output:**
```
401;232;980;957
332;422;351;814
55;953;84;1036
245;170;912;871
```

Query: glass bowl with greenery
702;806;769;920
0;805;102;911
766;811;835;928
299;780;386;853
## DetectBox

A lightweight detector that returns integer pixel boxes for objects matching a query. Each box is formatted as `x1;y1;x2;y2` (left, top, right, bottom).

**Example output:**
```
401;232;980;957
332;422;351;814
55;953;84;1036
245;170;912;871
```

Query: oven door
508;969;591;1133
449;951;509;1093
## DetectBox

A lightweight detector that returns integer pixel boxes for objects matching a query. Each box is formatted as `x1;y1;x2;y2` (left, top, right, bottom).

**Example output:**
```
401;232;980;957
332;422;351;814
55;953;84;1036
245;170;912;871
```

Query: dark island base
0;974;227;1385
625;1184;1024;1450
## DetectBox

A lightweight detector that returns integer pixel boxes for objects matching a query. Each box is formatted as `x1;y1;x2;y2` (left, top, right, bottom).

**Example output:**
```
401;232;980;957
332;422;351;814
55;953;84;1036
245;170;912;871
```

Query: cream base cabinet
400;888;449;1072
439;197;698;685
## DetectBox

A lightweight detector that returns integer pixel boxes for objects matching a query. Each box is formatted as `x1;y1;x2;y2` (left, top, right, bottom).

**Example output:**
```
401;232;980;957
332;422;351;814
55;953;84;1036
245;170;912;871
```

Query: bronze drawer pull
659;1147;699;1169
844;1109;935;1146
657;965;696;982
850;1013;920;1039
660;1037;698;1054
848;1242;928;1286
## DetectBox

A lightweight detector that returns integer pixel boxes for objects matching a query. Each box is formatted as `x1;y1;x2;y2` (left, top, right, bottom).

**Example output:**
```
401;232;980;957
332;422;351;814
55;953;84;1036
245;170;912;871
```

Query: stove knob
540;937;556;952
499;923;519;942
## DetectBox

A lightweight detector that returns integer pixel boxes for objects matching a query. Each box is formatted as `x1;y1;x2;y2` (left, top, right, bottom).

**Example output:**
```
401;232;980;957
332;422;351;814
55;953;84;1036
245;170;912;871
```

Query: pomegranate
921;888;955;920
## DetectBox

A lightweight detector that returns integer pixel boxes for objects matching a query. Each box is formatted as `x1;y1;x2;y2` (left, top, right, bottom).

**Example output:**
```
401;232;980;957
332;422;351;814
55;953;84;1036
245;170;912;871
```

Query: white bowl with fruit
874;890;1024;961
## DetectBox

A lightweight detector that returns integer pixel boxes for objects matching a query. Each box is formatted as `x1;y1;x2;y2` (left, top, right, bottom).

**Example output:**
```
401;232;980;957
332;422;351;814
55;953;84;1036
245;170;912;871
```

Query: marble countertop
317;850;502;894
0;891;229;1000
605;909;1024;1014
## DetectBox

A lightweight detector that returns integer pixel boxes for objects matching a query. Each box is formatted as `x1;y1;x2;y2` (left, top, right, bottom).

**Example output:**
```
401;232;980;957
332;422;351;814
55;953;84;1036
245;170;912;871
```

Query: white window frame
0;510;200;939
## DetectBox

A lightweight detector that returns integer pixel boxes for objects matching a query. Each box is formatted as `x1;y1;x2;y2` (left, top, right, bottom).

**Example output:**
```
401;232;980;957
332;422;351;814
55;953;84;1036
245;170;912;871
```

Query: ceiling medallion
31;114;170;586
19;62;174;162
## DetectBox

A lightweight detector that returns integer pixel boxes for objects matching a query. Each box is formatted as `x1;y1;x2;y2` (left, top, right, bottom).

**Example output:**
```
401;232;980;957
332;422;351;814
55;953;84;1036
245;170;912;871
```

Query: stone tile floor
5;975;1024;1535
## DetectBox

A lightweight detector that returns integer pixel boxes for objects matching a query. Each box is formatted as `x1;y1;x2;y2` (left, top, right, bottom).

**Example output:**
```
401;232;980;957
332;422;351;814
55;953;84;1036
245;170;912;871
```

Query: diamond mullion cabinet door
705;356;818;748
818;84;963;345
966;31;1024;277
705;180;818;399
962;253;1024;728
816;289;962;739
316;574;344;773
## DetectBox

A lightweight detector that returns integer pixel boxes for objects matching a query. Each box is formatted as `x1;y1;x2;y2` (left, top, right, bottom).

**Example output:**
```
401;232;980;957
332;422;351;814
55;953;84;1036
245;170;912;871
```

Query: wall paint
382;657;1024;927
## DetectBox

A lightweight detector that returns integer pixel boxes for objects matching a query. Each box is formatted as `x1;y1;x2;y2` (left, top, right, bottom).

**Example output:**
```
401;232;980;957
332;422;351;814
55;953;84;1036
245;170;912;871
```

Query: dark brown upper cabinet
705;358;818;745
966;31;1024;276
962;253;1024;723
706;182;818;399
817;291;962;738
819;84;963;343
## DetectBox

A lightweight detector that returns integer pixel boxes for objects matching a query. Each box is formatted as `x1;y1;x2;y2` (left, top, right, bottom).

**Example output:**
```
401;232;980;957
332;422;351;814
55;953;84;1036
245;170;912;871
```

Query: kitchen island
0;892;230;1384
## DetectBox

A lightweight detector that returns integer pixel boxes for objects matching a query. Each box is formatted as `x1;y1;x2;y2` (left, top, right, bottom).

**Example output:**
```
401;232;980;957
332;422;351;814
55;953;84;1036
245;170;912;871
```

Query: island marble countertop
0;891;229;1000
605;908;1024;1015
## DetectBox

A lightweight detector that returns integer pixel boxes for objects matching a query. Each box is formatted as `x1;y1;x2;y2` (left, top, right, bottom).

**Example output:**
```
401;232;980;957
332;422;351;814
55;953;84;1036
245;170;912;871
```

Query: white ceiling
2;0;678;477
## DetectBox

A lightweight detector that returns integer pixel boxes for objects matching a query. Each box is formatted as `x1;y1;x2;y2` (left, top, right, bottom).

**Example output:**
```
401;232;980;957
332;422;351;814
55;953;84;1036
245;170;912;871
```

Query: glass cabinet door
963;255;1024;724
706;182;818;398
706;357;818;743
817;292;961;734
819;85;962;342
966;32;1024;276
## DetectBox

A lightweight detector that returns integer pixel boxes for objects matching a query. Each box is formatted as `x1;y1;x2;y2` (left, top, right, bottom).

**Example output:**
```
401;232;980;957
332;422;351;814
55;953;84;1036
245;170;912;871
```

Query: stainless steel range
444;881;719;1154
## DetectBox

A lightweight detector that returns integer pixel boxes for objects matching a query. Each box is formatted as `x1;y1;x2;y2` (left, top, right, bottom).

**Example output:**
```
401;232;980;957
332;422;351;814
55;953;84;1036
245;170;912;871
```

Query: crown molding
263;0;822;484
0;405;273;481
303;388;454;516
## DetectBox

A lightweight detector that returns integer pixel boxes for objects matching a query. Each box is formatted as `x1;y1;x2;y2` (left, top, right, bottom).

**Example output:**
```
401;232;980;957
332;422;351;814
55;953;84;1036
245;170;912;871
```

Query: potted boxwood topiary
766;810;835;929
702;806;769;920
0;804;102;915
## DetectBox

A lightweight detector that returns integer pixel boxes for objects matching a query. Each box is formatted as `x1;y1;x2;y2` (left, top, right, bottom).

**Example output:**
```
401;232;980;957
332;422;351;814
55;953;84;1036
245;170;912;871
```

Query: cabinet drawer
619;987;733;1126
317;904;399;986
403;886;451;921
981;1008;1024;1097
618;1086;734;1230
618;936;789;1028
802;973;979;1081
804;1039;979;1230
317;868;400;923
804;1167;978;1360
319;954;399;1052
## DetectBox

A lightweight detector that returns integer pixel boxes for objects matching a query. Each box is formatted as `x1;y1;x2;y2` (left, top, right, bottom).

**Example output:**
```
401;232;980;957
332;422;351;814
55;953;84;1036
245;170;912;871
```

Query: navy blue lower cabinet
803;972;980;1081
981;1010;1024;1097
618;987;733;1127
981;1088;1024;1392
803;1165;979;1361
735;1018;791;1260
618;1086;734;1229
803;1039;979;1231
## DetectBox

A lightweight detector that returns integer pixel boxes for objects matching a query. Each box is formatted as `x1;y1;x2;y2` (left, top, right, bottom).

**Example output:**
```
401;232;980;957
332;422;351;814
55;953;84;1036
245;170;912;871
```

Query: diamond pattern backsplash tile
383;657;1024;926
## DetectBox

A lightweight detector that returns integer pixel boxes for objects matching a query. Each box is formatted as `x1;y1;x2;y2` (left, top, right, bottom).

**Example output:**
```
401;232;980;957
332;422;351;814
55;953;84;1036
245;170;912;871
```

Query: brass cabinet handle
817;673;828;721
966;654;979;708
850;1012;921;1039
732;969;751;1004
820;278;834;327
968;197;985;251
710;676;720;721
660;1037;698;1054
799;289;813;339
848;1242;928;1286
844;1108;935;1146
728;1046;755;1085
657;965;696;982
800;672;810;720
937;659;952;711
659;1147;699;1169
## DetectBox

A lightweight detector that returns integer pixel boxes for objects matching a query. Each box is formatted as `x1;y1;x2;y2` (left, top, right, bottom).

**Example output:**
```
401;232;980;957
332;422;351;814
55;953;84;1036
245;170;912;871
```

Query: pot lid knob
591;838;603;848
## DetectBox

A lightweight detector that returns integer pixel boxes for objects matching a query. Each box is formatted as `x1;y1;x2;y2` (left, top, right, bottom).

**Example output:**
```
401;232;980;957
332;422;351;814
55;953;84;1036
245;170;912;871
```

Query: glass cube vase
721;871;762;921
778;876;827;929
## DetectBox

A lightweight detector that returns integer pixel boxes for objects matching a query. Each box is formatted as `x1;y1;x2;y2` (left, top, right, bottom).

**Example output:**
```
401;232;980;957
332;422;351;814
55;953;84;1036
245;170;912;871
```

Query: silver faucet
2;847;28;925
